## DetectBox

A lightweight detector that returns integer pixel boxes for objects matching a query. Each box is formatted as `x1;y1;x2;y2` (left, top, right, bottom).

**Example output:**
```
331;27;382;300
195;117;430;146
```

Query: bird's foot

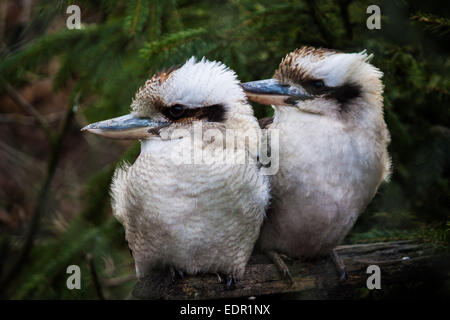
279;253;294;262
169;266;184;283
266;250;294;285
331;248;347;281
226;275;237;290
217;273;237;290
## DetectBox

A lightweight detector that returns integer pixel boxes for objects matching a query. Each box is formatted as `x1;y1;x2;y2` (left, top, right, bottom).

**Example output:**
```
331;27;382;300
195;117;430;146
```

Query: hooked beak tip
81;123;96;132
80;125;101;135
80;114;171;140
240;82;261;94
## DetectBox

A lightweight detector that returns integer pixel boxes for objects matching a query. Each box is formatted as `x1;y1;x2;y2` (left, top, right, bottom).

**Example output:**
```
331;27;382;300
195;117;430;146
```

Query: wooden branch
132;240;449;300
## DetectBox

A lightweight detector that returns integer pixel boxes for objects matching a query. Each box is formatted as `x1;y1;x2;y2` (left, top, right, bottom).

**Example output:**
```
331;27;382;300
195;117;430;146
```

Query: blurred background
0;0;448;299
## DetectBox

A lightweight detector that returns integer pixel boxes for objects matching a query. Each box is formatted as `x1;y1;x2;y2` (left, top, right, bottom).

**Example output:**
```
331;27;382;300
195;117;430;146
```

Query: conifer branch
411;12;450;37
338;0;353;40
306;0;334;46
131;0;142;35
0;95;78;297
87;253;105;300
1;80;54;142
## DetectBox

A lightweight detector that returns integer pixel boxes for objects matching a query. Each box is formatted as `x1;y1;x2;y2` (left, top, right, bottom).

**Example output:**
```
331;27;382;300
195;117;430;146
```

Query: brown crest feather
274;46;338;84
150;64;181;84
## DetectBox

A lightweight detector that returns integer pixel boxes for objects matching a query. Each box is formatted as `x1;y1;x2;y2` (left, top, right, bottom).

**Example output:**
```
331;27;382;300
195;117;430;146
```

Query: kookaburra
242;47;391;279
82;57;269;296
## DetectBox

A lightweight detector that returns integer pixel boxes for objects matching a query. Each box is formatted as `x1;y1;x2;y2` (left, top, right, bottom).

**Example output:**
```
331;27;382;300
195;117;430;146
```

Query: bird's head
82;57;251;140
242;46;384;123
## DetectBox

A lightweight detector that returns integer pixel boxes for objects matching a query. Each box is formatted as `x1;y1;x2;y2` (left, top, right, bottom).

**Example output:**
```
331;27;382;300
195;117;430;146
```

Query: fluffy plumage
253;47;391;258
110;57;269;282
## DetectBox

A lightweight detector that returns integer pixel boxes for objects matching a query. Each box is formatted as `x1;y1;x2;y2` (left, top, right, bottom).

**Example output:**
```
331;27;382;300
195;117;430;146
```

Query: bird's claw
282;268;294;284
226;275;236;290
279;253;293;262
217;273;237;290
169;266;184;283
331;248;347;282
267;251;294;285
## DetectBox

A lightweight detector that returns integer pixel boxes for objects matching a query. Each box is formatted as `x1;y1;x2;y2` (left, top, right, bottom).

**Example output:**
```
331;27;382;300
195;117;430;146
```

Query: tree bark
132;240;449;300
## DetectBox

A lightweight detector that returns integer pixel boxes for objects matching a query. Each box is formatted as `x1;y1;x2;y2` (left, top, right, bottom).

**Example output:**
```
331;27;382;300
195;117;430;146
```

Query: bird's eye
307;79;326;94
312;80;325;89
169;104;185;118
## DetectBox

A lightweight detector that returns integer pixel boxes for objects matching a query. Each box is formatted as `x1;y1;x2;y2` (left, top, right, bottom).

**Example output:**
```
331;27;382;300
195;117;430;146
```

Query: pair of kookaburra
83;47;391;296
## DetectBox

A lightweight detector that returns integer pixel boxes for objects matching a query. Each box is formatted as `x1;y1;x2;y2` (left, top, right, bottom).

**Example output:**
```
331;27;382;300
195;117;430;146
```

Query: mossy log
132;240;449;299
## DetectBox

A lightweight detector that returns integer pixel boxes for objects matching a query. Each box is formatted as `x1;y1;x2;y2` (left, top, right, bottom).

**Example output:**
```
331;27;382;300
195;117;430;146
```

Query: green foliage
0;0;448;299
124;0;151;35
12;218;115;299
139;27;207;59
411;12;450;37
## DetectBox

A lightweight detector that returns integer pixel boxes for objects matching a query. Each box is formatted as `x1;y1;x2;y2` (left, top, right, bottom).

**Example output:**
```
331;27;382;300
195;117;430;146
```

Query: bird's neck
140;138;182;154
139;118;261;164
272;105;321;125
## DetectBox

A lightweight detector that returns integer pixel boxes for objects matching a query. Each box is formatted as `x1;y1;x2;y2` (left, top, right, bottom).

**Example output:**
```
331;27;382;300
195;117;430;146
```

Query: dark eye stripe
203;104;226;122
301;79;361;110
327;83;361;110
162;104;226;123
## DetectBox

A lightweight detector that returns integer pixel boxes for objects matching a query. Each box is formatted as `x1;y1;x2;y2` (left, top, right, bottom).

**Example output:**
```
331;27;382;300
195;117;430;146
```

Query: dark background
0;0;448;299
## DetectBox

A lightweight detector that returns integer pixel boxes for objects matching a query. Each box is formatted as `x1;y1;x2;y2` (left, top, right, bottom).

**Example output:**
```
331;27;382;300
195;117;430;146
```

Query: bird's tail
132;266;173;300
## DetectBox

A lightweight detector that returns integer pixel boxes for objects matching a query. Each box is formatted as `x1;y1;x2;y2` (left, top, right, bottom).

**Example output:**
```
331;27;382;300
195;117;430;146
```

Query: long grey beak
81;114;171;140
241;79;309;106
